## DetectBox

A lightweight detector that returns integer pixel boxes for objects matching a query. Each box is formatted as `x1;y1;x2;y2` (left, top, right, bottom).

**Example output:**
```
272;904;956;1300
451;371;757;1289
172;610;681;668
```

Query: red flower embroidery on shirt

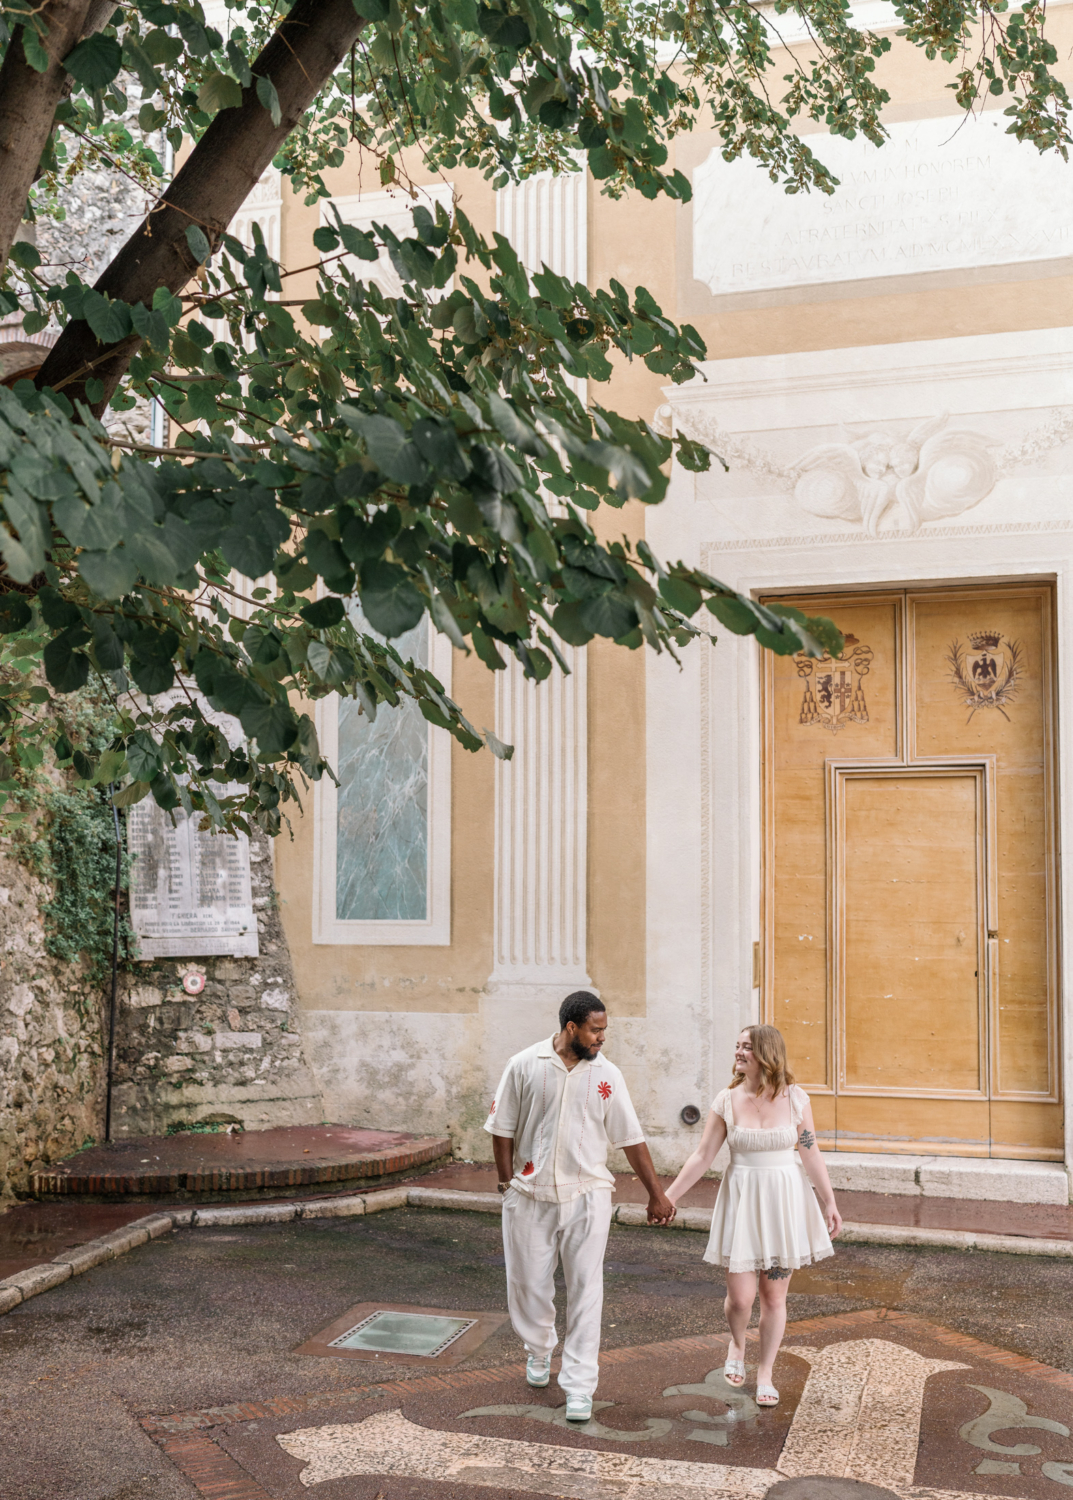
489;1099;496;1113
598;1081;612;1101
521;1161;535;1175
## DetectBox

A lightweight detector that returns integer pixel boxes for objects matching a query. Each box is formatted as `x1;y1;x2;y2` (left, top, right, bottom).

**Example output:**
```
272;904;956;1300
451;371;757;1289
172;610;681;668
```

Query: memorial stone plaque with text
128;793;258;959
693;113;1073;299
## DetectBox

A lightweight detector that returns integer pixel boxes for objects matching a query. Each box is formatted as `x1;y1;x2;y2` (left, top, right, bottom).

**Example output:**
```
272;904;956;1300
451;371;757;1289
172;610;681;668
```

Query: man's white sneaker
564;1395;592;1422
526;1356;551;1388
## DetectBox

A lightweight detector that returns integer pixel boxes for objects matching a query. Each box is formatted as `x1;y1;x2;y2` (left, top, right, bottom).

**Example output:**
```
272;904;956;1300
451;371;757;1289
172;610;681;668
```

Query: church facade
266;9;1073;1203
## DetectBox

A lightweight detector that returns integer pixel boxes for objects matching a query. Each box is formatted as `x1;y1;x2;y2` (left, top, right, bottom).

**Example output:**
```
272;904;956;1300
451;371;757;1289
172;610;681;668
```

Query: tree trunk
35;0;367;414
0;0;115;273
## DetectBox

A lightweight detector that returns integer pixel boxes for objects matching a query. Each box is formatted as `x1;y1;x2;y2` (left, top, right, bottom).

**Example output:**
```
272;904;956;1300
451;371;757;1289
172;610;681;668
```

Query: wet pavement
416;1162;1073;1241
5;1205;1073;1500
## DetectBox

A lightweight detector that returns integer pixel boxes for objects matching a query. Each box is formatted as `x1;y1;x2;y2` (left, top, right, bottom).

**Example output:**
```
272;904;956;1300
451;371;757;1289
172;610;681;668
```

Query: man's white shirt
484;1036;645;1202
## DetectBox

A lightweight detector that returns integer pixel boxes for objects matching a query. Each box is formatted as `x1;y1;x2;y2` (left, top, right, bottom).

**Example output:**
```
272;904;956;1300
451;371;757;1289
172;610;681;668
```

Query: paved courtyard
4;1206;1073;1499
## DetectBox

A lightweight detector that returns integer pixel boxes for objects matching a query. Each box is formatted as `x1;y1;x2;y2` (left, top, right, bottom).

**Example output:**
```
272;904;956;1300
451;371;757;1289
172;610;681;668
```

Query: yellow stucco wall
274;15;1073;1029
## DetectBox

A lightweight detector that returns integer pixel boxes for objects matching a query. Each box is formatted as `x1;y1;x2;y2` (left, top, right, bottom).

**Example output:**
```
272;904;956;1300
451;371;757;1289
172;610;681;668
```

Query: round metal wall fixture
181;972;206;996
679;1104;702;1126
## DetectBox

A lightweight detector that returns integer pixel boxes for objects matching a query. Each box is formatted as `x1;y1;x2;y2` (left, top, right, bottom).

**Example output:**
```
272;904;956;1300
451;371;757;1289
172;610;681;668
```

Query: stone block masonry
110;833;324;1137
0;848;108;1202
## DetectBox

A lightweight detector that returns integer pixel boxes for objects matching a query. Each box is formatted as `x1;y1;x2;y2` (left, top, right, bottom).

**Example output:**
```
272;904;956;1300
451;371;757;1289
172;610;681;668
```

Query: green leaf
92;616;125;670
81;290;133;343
43;630;91;692
338;223;378;261
706;594;760;636
130;301;170;350
471;443;523;494
0;594;31;633
411;418;468;480
185;223;211;264
126;731;162;782
550;601;595;647
240;700;299;753
255;73;282;127
300;597;345;628
352;0;390;17
197;69;243;113
138;101;167;131
63;33;123;90
303;528;351;583
659;575;703;617
37;587;80;629
483;726;514;760
129;655;175;695
350;413;429;486
577;593;637;639
79;547;139;599
22;26;49;73
142;28;183;66
112;780;151;808
359;558;425;638
10;240;41;271
478;6;531;49
307;640;354;686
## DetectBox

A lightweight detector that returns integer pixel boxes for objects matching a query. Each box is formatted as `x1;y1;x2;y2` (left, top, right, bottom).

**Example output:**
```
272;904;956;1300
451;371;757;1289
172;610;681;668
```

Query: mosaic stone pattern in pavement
143;1308;1073;1499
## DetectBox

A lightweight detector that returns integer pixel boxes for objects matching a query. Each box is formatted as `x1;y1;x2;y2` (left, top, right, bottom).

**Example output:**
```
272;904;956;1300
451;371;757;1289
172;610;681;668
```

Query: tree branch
0;0;115;272
35;0;367;413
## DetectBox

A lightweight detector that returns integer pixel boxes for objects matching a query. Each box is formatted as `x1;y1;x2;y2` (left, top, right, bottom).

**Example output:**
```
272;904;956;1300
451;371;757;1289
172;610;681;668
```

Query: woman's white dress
702;1084;834;1274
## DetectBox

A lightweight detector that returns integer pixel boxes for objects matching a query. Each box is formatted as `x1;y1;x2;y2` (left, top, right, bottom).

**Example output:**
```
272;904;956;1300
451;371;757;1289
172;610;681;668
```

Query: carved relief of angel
792;414;997;535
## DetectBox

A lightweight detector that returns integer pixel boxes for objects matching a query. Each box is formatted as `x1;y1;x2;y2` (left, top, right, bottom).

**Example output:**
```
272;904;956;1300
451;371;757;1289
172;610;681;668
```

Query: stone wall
111;833;324;1137
0;849;106;1202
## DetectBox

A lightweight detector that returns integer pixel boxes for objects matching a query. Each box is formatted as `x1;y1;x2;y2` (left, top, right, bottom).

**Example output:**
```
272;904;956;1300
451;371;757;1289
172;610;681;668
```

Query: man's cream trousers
501;1186;613;1400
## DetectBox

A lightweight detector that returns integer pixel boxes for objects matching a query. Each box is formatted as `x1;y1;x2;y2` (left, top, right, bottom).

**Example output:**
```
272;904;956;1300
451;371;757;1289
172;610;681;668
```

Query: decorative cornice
704;517;1073;553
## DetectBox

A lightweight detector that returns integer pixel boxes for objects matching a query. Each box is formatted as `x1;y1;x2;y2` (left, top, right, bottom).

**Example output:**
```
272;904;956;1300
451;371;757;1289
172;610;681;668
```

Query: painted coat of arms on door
947;630;1023;722
794;634;873;732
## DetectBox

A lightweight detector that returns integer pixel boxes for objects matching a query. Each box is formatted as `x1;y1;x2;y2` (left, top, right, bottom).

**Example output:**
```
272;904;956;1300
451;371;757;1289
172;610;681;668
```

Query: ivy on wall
0;626;131;984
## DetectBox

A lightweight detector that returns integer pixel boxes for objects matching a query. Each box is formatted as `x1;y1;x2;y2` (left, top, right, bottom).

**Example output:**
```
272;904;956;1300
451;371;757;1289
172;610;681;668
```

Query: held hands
647;1191;677;1226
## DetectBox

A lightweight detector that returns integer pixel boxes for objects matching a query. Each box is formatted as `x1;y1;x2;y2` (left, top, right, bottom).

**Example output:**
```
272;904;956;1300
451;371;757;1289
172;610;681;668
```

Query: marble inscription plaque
128;793;258;958
693;113;1073;297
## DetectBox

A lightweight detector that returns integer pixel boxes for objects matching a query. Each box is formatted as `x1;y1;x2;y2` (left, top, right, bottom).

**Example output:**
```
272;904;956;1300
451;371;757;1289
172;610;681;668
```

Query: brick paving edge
3;1185;1072;1317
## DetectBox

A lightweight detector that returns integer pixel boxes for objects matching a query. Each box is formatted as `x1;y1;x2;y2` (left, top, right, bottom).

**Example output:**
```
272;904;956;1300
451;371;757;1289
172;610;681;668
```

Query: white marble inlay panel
694;113;1073;298
279;1407;778;1493
778;1340;967;1484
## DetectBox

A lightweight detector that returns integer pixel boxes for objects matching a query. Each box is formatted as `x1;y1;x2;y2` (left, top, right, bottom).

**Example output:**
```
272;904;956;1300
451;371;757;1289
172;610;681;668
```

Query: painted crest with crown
947;629;1023;722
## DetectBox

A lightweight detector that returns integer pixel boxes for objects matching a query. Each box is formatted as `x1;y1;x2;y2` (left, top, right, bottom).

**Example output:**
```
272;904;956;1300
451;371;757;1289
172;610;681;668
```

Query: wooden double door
762;584;1061;1159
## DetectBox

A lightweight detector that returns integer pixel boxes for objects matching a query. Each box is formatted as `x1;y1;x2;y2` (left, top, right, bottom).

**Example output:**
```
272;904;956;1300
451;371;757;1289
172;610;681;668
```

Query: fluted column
489;647;590;989
487;163;591;1008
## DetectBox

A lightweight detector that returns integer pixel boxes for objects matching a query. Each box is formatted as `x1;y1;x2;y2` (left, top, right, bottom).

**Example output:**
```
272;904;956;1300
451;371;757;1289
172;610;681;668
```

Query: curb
3;1187;1072;1317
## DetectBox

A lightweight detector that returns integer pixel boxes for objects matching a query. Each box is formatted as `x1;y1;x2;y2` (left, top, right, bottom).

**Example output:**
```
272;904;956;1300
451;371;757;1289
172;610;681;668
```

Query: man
485;990;676;1423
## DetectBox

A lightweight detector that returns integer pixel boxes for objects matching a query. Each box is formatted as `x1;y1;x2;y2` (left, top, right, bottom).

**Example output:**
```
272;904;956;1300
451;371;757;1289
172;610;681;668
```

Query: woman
665;1025;841;1408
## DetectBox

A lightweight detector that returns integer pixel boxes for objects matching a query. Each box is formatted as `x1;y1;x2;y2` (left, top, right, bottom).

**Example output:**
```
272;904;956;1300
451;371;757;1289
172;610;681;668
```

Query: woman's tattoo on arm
798;1128;815;1150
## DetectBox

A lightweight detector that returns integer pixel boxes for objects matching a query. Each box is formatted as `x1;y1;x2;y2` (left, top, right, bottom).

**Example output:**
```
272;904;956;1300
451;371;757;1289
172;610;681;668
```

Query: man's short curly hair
559;990;606;1030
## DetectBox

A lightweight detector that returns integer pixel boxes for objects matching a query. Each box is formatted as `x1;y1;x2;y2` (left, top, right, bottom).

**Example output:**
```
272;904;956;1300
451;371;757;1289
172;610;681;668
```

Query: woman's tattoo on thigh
764;1265;792;1281
798;1128;815;1149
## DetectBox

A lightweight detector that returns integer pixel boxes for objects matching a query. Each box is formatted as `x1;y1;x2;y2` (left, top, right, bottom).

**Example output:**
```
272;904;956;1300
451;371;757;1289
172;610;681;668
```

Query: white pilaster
485;165;592;1016
489;648;590;993
495;168;587;284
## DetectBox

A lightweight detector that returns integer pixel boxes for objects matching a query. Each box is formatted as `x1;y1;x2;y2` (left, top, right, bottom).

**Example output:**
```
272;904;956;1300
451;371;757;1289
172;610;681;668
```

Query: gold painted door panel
762;585;1060;1161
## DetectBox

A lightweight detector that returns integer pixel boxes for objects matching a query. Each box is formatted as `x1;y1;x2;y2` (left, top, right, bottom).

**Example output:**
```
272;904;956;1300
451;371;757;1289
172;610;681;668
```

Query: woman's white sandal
723;1359;746;1388
757;1384;779;1407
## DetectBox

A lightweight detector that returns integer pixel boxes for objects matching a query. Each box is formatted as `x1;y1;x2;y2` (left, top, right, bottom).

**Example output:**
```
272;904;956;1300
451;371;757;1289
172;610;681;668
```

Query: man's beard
570;1038;599;1061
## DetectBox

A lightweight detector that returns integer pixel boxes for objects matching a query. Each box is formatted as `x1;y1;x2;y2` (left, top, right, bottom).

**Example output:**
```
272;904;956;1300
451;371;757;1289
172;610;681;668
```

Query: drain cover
328;1310;479;1358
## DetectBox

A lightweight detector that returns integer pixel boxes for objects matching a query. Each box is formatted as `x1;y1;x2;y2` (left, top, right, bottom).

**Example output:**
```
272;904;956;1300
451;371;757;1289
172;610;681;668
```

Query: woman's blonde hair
729;1024;795;1097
